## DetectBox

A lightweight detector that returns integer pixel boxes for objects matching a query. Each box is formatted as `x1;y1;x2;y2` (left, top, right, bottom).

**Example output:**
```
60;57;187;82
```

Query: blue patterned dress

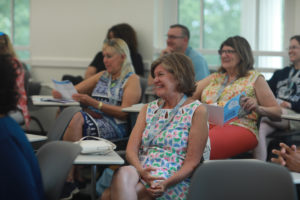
81;71;133;139
139;99;210;200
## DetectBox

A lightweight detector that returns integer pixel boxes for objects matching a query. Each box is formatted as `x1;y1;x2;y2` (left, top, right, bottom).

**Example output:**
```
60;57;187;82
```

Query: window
153;0;291;80
0;0;30;61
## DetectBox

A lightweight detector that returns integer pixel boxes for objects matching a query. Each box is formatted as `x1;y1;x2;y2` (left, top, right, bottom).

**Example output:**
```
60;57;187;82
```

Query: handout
204;92;247;126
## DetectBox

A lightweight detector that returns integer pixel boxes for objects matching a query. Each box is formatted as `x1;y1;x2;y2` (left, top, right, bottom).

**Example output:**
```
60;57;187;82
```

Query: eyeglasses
166;35;185;40
288;46;300;50
218;50;236;55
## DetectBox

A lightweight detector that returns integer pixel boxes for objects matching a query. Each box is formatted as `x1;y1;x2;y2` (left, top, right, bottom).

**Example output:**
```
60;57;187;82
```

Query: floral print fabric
201;70;261;137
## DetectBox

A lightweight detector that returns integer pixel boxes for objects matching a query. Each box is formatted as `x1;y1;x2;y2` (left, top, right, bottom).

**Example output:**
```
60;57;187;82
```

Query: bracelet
98;101;103;110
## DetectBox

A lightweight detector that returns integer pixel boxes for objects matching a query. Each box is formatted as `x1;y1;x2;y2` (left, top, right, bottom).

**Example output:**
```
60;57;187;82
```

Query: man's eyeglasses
288;46;300;50
218;50;236;55
166;35;185;40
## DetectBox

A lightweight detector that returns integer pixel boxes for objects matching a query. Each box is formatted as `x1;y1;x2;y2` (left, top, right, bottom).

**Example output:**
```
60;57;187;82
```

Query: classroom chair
188;159;297;200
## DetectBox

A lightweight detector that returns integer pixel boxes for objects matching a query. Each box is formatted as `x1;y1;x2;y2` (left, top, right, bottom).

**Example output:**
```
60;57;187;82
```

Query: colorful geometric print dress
139;99;210;200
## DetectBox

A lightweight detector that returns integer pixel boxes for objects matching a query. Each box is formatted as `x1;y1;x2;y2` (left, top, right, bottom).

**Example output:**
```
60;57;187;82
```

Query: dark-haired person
85;23;144;78
101;53;210;200
0;32;30;127
193;36;281;159
254;35;300;161
0;55;44;200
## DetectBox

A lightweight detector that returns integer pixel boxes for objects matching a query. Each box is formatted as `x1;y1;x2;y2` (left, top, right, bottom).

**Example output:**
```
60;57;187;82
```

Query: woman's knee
113;166;139;185
69;112;84;127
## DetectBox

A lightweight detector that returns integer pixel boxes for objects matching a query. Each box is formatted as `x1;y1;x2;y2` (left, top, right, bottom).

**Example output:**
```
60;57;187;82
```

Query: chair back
47;106;81;141
36;141;81;200
139;76;147;103
188;159;297;200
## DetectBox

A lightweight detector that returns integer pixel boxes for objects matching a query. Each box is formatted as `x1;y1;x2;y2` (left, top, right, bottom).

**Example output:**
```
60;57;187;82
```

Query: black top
89;51;145;76
268;65;300;113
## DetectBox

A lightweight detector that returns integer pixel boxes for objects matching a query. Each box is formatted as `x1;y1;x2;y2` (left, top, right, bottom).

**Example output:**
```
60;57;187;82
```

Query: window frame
154;0;295;73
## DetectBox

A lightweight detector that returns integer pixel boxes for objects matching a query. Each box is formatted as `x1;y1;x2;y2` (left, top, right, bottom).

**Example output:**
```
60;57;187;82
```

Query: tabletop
74;151;124;165
281;114;300;121
122;103;144;113
31;95;80;106
26;134;48;142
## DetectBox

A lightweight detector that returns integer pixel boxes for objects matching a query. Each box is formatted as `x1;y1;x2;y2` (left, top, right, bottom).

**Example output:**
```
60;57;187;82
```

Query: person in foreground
101;53;211;200
271;142;300;172
193;36;282;159
0;32;30;127
253;35;300;161
53;38;141;199
0;55;44;200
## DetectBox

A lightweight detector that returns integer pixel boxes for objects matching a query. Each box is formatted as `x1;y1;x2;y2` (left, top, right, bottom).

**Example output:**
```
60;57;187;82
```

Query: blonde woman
52;38;141;199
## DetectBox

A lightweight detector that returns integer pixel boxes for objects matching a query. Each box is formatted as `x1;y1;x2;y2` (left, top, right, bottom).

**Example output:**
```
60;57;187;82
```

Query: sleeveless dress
201;70;261;137
80;71;133;139
139;99;210;200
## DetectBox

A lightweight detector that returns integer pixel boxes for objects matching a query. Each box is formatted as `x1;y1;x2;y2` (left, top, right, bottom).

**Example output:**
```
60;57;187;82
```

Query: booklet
52;79;77;100
204;92;247;126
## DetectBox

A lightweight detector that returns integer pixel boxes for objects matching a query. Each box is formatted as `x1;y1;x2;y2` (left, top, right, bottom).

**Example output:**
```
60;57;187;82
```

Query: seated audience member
101;53;211;200
0;32;30;127
148;24;209;86
63;23;145;85
193;36;282;159
0;55;44;200
253;35;300;161
85;23;144;78
53;38;141;198
271;143;300;172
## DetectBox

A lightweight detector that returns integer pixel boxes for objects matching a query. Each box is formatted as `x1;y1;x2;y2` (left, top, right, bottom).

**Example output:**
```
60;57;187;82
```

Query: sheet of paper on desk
52;79;77;100
204;92;246;126
40;97;76;103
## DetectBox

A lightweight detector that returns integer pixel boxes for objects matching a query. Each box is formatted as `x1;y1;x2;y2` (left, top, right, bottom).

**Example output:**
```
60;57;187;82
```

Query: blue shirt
185;46;210;81
0;116;45;200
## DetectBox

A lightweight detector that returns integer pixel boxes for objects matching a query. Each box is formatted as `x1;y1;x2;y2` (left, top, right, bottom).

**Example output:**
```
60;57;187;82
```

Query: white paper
52;79;77;100
204;92;247;126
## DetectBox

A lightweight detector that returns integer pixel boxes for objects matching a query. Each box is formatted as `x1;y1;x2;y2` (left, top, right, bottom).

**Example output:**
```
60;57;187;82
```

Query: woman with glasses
253;35;300;161
52;38;141;199
193;36;281;159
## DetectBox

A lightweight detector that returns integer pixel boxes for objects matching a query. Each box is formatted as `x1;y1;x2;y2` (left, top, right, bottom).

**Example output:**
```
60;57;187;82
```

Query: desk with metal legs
74;151;124;200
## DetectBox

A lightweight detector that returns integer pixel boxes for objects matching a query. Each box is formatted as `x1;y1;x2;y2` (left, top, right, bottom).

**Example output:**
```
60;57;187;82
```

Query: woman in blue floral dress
102;53;210;200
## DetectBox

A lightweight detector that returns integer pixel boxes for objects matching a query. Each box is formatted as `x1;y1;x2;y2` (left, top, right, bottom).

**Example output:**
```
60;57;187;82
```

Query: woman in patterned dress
193;36;282;159
101;53;210;200
52;38;141;199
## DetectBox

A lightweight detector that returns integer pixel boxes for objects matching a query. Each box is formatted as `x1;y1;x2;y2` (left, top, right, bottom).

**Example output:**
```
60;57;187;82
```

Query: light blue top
185;46;210;81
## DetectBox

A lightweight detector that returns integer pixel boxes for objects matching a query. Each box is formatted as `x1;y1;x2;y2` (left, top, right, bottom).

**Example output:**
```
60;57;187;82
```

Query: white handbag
75;136;116;154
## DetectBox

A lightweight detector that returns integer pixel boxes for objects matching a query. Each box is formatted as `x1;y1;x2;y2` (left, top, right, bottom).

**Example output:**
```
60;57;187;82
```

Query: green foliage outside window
0;0;30;60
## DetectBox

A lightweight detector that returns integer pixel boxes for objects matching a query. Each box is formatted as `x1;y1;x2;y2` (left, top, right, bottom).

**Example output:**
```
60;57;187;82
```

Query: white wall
30;0;155;82
30;0;300;83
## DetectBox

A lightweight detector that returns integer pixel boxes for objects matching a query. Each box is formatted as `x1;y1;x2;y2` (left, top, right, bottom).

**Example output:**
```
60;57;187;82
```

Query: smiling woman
52;38;142;198
254;35;300;161
193;36;282;160
101;53;210;200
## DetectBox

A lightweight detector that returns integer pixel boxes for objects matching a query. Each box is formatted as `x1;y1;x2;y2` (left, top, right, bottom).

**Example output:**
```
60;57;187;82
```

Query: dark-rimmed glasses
218;50;236;55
